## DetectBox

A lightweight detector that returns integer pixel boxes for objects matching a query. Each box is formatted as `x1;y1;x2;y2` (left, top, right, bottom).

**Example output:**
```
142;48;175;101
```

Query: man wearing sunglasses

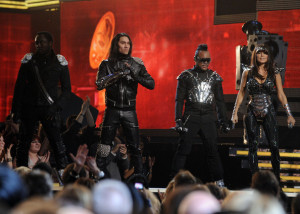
171;44;230;187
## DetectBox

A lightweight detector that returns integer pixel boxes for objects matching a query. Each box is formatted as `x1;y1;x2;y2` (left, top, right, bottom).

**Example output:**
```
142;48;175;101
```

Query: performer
11;31;71;170
95;32;155;174
231;44;296;181
172;44;230;186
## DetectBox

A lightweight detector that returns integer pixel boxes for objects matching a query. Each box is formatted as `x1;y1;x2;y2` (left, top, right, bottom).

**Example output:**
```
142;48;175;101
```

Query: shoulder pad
21;53;33;64
56;54;68;66
275;67;284;74
133;57;144;65
212;71;223;81
177;70;192;80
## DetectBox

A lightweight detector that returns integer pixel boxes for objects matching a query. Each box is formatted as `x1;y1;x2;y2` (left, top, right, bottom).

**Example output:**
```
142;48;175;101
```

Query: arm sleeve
11;63;27;116
175;78;187;120
95;61;108;90
214;80;228;123
57;65;71;109
134;64;155;90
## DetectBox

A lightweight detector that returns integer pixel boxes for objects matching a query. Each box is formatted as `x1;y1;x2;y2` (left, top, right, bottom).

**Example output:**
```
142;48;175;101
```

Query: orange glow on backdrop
89;11;115;69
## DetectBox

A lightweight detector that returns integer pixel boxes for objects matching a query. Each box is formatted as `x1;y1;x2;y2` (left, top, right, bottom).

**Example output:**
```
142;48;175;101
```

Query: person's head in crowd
4;114;19;135
222;189;285;214
0;165;28;208
74;177;95;190
14;166;31;178
55;184;92;210
62;163;89;185
162;185;216;214
178;190;220;214
143;188;161;214
11;197;59;214
251;170;280;197
23;169;53;199
33;162;52;176
161;179;175;204
292;193;300;214
205;182;226;203
174;170;197;188
92;179;133;214
29;136;42;154
57;206;93;214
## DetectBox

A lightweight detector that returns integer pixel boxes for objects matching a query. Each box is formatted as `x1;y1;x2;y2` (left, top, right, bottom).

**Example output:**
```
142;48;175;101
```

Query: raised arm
231;69;249;124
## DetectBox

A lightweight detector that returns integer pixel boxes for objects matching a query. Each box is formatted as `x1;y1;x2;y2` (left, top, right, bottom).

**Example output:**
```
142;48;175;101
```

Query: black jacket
96;57;154;109
11;51;71;118
175;66;228;123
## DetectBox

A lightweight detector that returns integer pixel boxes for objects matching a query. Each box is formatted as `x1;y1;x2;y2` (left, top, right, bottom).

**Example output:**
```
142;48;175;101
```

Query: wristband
284;104;293;117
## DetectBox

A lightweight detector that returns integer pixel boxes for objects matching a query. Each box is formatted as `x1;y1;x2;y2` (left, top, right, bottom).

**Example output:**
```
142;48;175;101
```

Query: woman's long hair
251;44;275;80
108;32;132;60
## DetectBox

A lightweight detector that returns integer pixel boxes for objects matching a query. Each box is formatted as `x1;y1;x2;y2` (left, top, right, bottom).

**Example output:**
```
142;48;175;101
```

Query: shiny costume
11;51;71;169
172;66;228;181
96;57;154;174
245;68;280;179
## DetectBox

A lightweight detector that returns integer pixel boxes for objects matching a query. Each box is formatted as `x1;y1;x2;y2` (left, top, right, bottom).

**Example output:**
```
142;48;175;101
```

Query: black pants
17;106;68;169
100;108;142;174
172;113;224;181
245;105;281;180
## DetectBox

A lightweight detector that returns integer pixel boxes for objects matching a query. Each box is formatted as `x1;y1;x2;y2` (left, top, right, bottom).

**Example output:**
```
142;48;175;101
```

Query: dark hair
109;33;132;59
251;44;275;80
251;170;280;197
174;170;197;188
36;31;54;43
33;162;53;176
194;44;208;61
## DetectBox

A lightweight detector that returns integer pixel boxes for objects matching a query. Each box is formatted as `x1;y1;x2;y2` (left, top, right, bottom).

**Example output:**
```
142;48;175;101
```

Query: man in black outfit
96;32;155;174
11;31;71;170
172;44;230;186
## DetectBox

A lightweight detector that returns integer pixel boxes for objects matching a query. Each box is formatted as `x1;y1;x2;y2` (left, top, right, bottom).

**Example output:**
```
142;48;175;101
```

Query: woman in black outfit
231;44;296;181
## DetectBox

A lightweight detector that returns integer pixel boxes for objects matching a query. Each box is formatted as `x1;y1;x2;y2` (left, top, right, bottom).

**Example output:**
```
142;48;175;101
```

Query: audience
23;169;53;199
55;184;93;210
92;179;133;214
0;109;298;214
222;189;285;214
28;136;50;169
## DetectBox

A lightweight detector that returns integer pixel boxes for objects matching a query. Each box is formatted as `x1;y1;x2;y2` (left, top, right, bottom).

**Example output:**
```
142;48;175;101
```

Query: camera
134;182;144;190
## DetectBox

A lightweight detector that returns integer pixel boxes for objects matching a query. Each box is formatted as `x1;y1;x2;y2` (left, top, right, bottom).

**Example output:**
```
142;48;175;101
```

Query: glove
127;60;140;80
219;121;232;133
174;119;188;133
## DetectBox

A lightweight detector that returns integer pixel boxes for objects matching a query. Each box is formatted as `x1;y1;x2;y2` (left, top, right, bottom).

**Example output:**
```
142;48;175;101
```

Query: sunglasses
198;58;211;63
256;50;269;55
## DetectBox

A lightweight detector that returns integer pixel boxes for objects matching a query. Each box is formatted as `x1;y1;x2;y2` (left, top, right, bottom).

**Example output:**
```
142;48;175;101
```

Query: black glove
127;60;140;80
219;121;232;133
174;119;188;133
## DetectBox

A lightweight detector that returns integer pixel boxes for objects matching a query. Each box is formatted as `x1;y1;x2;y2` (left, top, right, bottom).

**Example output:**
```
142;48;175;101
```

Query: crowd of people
0;29;298;213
